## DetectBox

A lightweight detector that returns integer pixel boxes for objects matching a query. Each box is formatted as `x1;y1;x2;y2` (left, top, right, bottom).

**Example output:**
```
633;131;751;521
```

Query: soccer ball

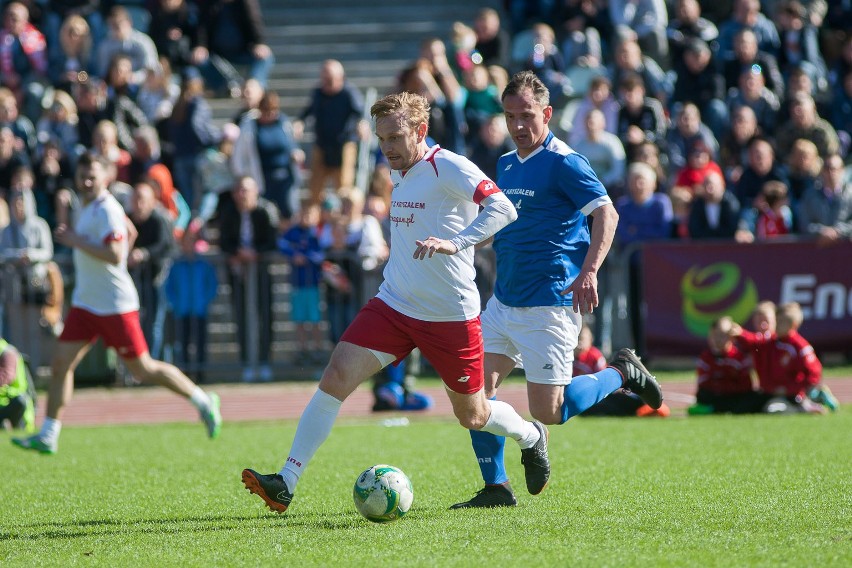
352;464;413;523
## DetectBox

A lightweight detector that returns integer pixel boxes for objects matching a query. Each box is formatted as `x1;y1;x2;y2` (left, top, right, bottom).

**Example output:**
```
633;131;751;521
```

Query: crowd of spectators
1;0;851;383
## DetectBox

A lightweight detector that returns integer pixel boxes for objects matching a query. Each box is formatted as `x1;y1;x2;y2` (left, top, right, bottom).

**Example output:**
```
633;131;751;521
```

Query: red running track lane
32;378;852;427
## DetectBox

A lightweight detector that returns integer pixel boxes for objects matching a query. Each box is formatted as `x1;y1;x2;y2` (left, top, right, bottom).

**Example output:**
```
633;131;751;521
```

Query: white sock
279;389;343;492
189;387;212;411
482;400;540;449
40;417;61;443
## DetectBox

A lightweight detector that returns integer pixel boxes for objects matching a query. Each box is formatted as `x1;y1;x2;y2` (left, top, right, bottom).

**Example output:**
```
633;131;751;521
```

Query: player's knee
455;409;488;431
318;361;355;399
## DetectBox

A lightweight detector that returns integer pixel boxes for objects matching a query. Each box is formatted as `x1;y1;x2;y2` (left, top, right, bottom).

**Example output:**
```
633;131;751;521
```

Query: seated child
688;316;760;415
733;302;837;413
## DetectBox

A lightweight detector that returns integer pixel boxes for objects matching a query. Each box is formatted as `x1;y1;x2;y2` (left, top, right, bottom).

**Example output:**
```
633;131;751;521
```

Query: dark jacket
218;197;280;256
688;190;741;239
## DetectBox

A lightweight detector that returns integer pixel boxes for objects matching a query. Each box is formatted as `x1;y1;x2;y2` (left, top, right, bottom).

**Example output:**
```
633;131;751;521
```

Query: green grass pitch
2;410;850;567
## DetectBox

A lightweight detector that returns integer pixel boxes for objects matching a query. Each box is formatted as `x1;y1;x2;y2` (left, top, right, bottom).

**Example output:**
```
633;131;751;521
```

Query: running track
34;378;851;427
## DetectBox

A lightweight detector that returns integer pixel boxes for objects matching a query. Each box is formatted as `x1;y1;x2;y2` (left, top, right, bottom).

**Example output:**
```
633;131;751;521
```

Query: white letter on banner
780;274;815;319
814;283;847;319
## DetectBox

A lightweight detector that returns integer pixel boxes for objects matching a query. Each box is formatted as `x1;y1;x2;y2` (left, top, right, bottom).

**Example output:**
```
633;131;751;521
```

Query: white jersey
71;191;139;315
377;146;498;322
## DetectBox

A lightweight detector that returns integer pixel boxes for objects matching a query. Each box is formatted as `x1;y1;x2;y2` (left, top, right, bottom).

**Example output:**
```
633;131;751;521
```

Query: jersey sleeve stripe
580;195;613;216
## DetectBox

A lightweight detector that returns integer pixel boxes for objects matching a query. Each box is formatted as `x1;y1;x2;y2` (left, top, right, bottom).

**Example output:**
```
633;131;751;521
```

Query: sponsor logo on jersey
390;213;415;227
457;376;470;383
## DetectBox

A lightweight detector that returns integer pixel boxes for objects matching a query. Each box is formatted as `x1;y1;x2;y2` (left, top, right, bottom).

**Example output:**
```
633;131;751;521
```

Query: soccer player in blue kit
451;71;664;508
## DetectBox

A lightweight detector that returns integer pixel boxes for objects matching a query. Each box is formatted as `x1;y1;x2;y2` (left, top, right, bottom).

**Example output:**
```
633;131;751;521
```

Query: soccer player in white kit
12;153;221;455
242;91;550;513
451;71;664;508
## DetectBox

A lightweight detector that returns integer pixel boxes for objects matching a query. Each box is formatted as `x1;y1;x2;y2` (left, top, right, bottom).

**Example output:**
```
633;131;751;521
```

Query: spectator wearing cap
670;38;727;139
722;28;784;103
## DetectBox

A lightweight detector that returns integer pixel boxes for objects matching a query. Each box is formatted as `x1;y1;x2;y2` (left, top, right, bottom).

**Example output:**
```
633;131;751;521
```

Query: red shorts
340;298;483;394
59;307;149;359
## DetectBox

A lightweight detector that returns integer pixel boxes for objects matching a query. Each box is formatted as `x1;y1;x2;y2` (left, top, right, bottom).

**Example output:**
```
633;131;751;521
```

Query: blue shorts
291;287;321;323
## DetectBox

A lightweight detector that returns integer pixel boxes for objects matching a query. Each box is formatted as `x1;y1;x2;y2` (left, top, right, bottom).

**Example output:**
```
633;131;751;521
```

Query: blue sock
561;368;623;423
469;396;508;485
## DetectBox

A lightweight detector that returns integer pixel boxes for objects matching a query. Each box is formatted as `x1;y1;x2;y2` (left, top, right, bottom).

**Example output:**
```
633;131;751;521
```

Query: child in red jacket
733;302;837;413
689;316;760;415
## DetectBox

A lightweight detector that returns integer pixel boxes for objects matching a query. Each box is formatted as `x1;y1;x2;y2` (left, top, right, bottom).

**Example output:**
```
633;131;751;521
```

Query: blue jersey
494;132;612;308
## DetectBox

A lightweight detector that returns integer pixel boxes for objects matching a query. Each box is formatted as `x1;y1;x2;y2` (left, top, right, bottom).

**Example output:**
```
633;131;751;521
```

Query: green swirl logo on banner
681;263;758;336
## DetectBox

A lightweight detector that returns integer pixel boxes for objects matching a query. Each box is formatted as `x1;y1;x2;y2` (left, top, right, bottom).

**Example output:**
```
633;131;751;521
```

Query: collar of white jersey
401;145;441;177
515;131;553;164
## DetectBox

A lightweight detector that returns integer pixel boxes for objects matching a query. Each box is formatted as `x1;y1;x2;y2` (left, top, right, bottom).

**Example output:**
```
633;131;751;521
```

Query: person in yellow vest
0;337;35;432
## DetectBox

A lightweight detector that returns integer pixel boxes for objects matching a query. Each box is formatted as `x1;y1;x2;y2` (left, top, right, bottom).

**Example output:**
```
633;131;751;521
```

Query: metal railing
1;250;384;384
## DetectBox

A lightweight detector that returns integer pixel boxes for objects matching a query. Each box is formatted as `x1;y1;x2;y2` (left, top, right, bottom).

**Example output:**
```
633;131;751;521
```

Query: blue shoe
373;383;405;411
401;391;433;411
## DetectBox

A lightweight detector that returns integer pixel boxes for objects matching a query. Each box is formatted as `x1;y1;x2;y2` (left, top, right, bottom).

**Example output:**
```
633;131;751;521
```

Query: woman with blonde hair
48;14;95;93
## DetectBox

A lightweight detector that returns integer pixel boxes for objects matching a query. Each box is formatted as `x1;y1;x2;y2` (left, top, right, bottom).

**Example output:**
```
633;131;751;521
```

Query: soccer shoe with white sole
242;469;293;513
11;434;57;455
450;483;518;509
520;421;550;495
200;392;222;439
609;348;663;410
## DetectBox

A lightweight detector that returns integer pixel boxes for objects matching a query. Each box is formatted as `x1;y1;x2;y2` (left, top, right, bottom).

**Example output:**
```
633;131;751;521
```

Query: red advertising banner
641;239;852;356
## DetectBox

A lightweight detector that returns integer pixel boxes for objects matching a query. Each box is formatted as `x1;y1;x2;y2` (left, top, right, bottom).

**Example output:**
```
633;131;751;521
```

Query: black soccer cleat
520;421;550;495
609;348;663;409
449;483;518;509
242;469;293;513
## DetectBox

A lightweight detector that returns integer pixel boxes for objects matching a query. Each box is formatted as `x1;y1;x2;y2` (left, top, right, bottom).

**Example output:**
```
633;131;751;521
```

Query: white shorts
481;296;582;386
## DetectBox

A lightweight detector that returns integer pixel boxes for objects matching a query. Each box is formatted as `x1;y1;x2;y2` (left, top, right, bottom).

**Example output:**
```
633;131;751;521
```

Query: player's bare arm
563;202;618;314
